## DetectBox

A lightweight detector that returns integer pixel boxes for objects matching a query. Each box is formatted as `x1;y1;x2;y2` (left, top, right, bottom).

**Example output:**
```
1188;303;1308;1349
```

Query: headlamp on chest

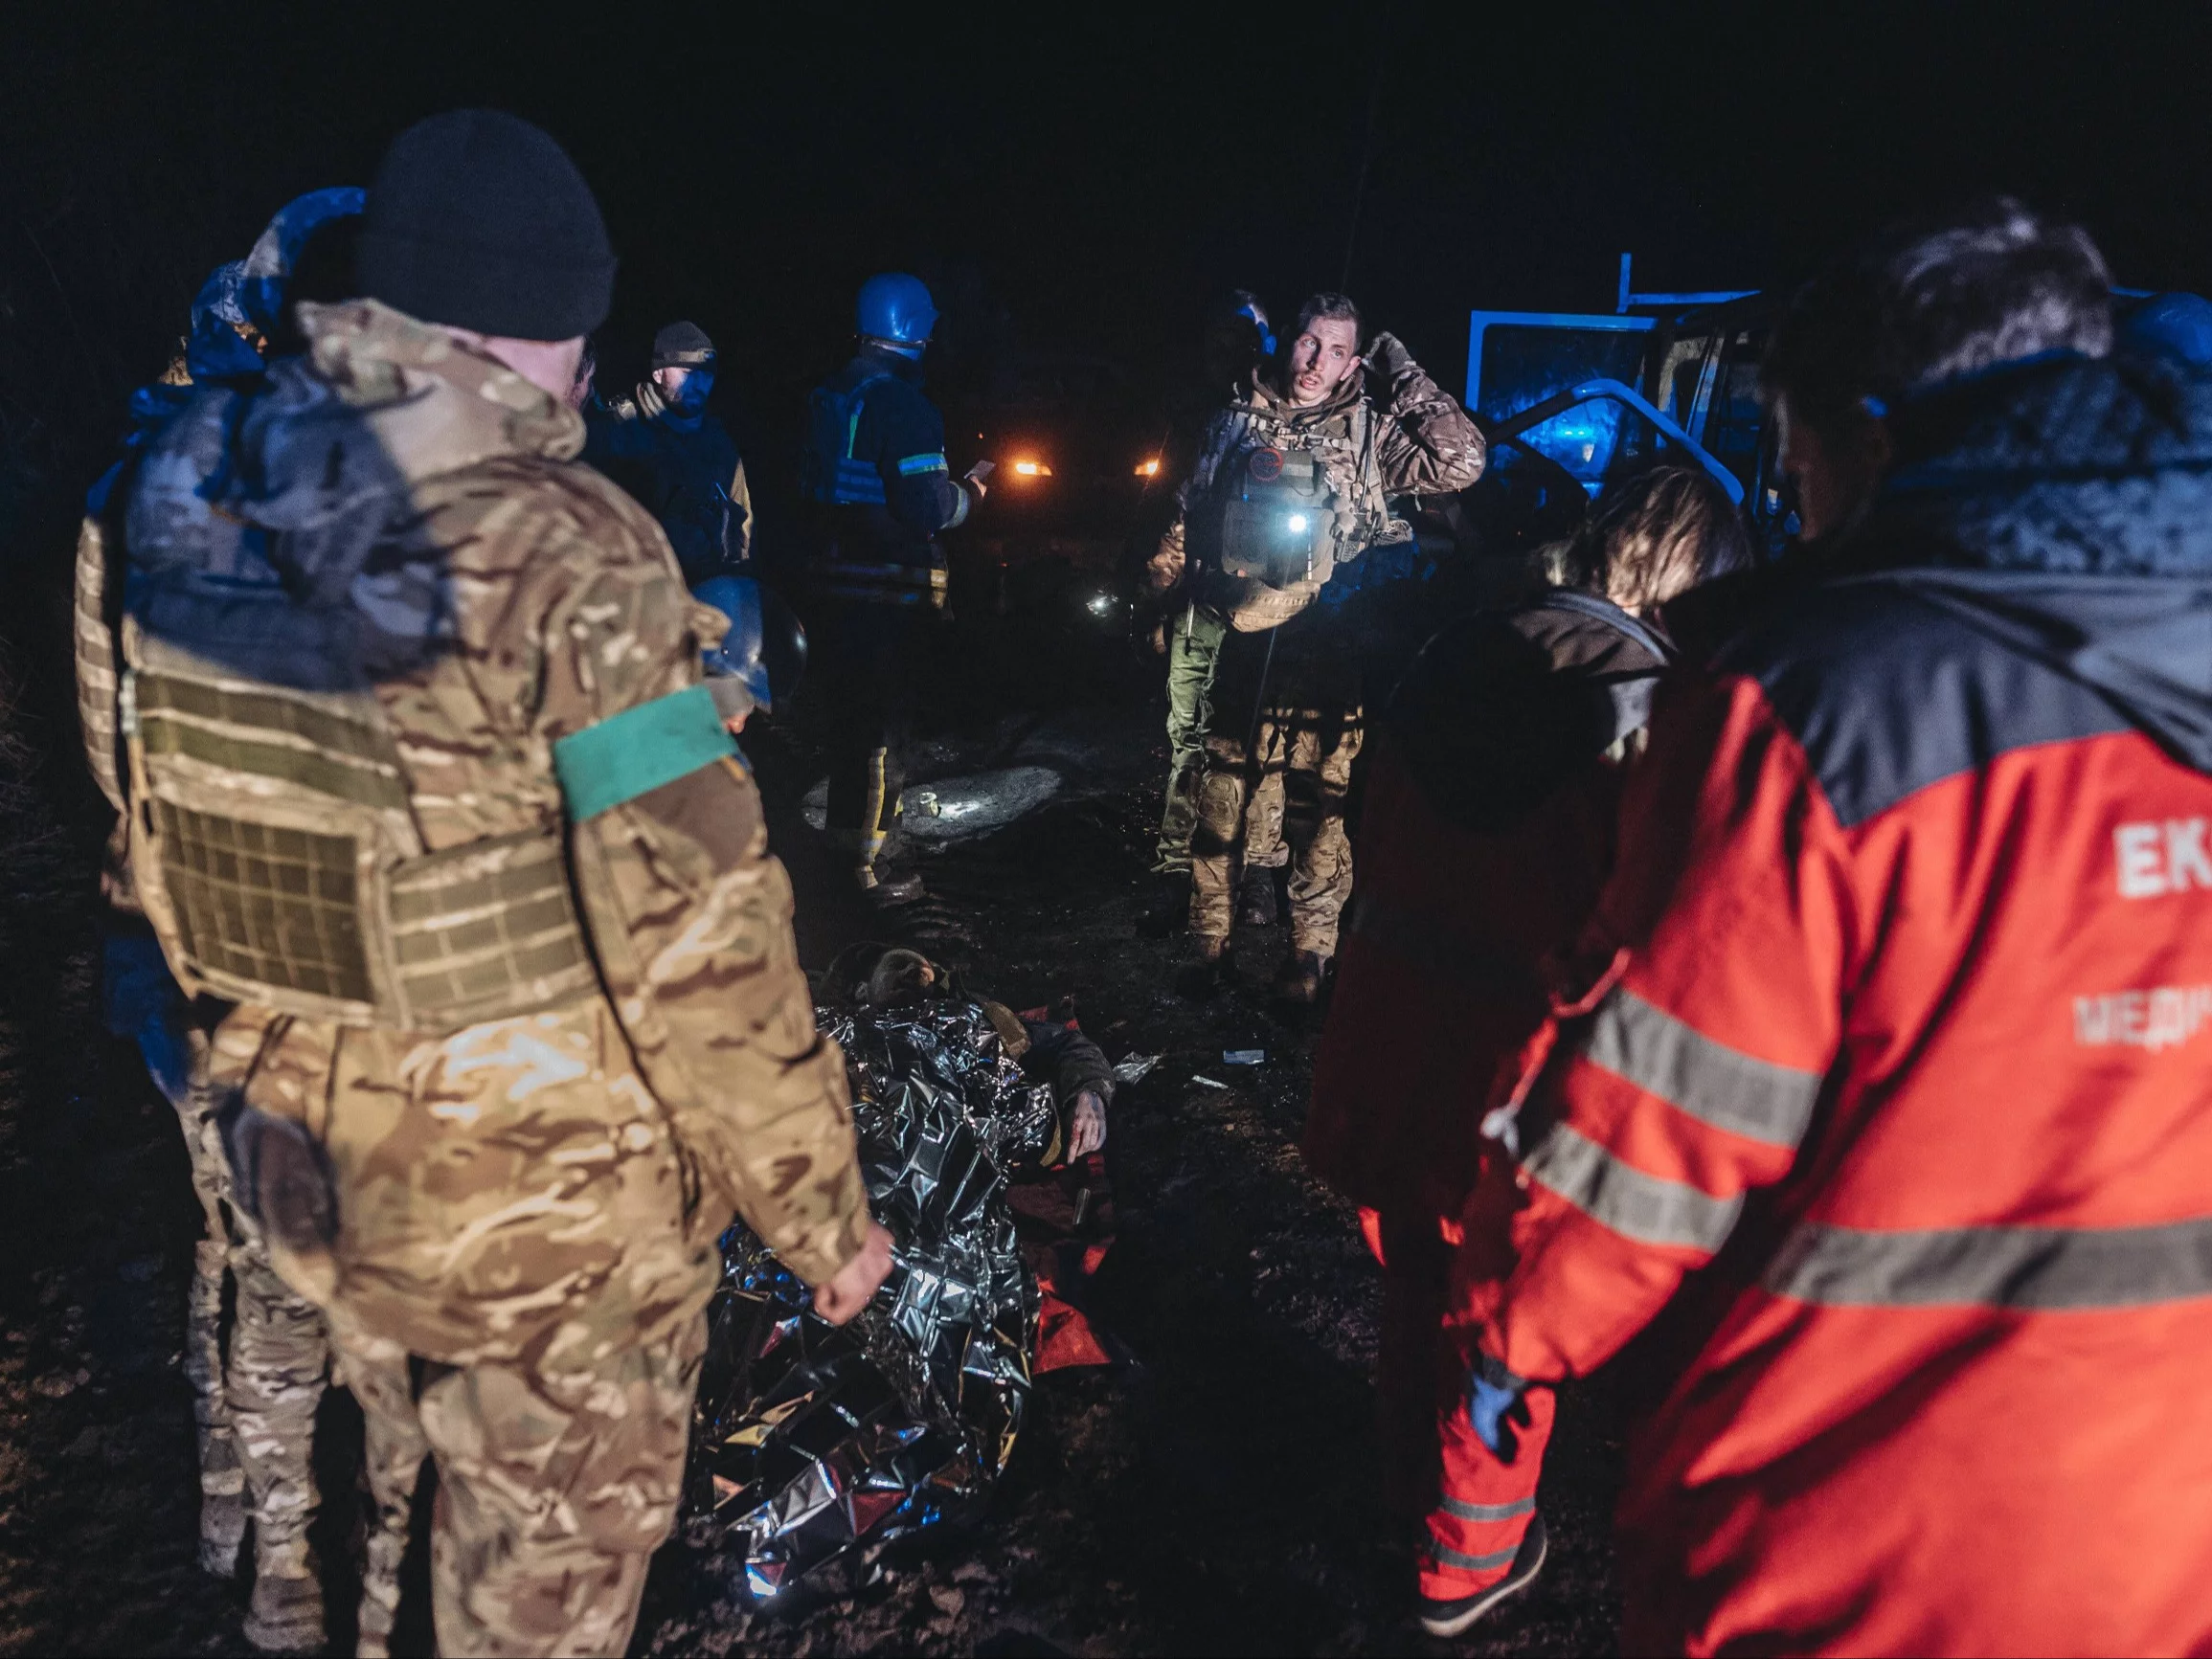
1217;446;1325;587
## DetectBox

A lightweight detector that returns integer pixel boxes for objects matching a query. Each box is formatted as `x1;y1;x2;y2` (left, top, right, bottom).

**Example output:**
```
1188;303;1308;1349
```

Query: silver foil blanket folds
691;999;1056;1600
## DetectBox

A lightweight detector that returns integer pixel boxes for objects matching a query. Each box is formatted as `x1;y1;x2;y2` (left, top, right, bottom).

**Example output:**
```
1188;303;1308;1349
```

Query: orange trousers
1364;1159;1553;1600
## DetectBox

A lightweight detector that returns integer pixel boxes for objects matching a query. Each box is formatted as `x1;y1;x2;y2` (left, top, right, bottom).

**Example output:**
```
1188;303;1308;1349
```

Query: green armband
552;684;742;822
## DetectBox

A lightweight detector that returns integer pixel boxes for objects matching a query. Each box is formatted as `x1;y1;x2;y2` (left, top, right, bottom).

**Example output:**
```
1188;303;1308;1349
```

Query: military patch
1249;447;1284;482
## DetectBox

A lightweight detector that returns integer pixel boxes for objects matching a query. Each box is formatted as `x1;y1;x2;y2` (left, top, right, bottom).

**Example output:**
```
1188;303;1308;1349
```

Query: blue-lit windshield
1471;320;1657;486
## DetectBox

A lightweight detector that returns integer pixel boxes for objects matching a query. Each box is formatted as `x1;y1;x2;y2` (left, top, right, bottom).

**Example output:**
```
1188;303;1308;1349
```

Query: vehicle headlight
1009;459;1052;478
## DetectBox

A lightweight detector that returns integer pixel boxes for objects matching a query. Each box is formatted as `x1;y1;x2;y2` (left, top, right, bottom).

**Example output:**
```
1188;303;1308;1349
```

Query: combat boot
1178;935;1233;1001
241;1534;325;1653
1236;865;1278;927
857;860;926;908
1136;868;1192;938
1273;949;1331;1006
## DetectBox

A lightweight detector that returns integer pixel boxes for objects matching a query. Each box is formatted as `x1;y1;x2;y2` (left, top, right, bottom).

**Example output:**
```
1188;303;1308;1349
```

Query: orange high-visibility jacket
1476;354;2212;1656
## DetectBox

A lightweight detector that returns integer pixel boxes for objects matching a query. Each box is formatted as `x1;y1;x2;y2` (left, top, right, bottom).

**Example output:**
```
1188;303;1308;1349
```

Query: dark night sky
8;1;2212;476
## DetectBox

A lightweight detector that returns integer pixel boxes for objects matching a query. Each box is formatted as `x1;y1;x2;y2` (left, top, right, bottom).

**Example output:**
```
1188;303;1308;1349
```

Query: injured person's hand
1065;1087;1107;1159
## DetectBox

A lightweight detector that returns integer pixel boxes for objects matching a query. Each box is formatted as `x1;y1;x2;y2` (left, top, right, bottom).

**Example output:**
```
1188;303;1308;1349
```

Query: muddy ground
0;613;1623;1657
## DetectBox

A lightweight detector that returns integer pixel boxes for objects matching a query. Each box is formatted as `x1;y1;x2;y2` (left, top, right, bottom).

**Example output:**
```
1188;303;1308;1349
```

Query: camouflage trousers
169;1048;329;1594
1157;606;1285;876
334;1312;706;1659
1191;698;1364;958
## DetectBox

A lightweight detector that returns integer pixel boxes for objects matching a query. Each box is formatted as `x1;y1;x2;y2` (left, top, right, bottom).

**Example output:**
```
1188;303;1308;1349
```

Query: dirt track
0;656;1622;1656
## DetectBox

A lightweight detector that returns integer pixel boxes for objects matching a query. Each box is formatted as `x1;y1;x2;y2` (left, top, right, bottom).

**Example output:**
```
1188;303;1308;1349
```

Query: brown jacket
1147;335;1485;625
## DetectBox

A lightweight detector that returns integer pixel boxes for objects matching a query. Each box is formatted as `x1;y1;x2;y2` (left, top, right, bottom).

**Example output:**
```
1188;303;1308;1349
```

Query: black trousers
820;601;929;870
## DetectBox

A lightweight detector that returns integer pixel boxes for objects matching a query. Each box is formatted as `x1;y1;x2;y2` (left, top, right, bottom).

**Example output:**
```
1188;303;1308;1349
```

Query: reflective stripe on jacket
1478;352;2212;1655
802;347;966;604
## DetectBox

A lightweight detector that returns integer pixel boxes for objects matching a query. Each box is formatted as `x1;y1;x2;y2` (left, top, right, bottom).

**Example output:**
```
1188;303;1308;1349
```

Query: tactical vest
1196;400;1372;588
118;619;601;1032
801;371;951;610
801;372;895;507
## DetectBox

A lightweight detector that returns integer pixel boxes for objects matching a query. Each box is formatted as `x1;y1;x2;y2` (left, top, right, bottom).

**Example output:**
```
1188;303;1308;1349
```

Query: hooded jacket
586;376;752;580
107;300;868;1363
1306;593;1670;1221
1472;352;2212;1654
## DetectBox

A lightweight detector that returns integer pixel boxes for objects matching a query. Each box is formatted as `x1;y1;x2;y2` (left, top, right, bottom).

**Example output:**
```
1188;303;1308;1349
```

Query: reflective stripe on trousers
1430;1540;1518;1573
1439;1495;1534;1523
815;561;946;610
860;749;891;859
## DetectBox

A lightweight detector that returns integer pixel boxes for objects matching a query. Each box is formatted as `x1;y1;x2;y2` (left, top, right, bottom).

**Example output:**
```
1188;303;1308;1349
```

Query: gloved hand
1364;330;1415;382
102;925;195;1109
1469;1354;1533;1462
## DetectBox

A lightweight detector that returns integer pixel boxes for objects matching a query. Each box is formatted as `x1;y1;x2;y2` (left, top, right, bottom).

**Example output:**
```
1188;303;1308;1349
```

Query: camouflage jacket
107;300;869;1363
1156;340;1485;630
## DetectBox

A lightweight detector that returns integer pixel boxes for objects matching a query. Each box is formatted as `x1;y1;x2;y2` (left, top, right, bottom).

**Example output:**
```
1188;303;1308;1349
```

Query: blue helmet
2118;292;2212;370
856;272;937;345
693;576;807;715
694;576;774;714
238;186;366;335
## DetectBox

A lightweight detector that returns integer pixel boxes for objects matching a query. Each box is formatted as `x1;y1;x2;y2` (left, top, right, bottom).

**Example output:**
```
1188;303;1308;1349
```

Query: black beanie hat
651;320;716;370
358;109;615;341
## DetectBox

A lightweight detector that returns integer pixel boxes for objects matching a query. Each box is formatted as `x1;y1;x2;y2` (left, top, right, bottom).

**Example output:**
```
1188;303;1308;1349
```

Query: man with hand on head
1166;292;1484;1002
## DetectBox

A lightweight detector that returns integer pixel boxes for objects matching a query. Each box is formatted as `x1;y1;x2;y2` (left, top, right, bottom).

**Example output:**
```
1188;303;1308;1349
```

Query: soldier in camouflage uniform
77;187;364;1652
1137;294;1275;873
106;112;889;1658
1163;294;1485;1001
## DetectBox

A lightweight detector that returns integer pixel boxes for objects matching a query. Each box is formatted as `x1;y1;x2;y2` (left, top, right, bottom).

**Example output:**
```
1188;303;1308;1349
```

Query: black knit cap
357;109;616;341
651;320;716;370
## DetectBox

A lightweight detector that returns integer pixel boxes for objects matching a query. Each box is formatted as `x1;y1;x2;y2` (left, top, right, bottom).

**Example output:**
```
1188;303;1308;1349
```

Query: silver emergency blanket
692;999;1057;1601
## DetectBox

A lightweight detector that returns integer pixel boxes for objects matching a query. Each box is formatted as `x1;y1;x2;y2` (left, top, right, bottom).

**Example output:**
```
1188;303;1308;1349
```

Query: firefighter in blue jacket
801;273;983;900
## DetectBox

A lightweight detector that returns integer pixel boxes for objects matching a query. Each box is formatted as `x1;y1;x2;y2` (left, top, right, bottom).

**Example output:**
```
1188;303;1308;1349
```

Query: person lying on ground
823;944;1110;1159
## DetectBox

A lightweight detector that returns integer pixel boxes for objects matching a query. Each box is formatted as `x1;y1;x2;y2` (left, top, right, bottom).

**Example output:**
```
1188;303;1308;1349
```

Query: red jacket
1478;355;2212;1655
1306;594;1668;1223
